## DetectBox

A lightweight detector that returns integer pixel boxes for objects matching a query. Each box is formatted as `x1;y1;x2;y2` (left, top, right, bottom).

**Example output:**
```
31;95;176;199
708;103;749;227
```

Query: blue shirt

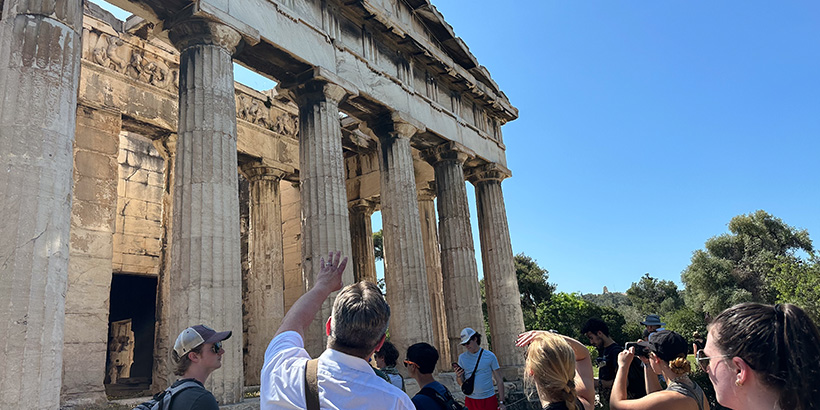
458;348;500;400
412;381;451;410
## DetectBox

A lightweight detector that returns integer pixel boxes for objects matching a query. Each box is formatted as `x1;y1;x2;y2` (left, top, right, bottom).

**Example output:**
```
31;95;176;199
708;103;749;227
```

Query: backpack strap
468;348;484;379
418;386;449;410
304;359;320;410
159;380;201;410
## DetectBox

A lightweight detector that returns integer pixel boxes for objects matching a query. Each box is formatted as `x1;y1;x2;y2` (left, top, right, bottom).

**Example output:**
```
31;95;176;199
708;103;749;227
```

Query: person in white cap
260;251;414;410
454;327;505;410
168;324;232;410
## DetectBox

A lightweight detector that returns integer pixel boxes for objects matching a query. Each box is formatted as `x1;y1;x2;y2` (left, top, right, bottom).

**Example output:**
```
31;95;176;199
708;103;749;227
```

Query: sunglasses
212;341;223;354
695;349;731;372
403;360;417;368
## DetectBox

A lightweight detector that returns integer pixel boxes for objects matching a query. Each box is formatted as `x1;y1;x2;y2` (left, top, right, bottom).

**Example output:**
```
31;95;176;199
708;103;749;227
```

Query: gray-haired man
260;251;414;409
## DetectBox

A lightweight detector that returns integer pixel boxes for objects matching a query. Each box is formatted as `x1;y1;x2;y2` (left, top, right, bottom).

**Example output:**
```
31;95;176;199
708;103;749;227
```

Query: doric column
373;112;433;361
418;182;451;371
240;164;287;386
151;133;177;393
286;77;354;354
421;142;484;360
468;163;525;372
349;199;377;283
0;1;83;408
61;107;121;406
167;19;244;405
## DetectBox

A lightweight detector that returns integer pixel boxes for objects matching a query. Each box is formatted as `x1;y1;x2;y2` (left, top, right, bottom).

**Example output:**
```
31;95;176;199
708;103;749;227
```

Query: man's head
581;318;611;349
640;314;665;333
406;342;439;377
172;325;231;377
328;281;390;358
460;327;482;354
374;341;399;368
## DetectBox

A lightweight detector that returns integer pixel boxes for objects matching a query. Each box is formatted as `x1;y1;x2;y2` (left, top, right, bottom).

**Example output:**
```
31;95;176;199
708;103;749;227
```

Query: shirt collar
321;348;374;373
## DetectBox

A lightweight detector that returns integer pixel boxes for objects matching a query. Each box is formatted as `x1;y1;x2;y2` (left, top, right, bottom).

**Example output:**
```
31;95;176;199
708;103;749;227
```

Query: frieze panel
235;91;299;138
83;28;180;93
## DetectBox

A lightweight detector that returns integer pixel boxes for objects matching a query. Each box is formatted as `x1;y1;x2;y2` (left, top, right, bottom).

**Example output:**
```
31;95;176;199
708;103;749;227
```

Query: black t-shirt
598;343;646;399
168;379;220;410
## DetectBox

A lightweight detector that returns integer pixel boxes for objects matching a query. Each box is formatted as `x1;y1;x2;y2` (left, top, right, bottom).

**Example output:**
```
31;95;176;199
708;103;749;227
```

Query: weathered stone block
120;215;162;238
120;253;160;271
60;342;108;394
63;314;110;344
145;202;163;222
119;262;158;275
72;199;116;232
75;150;119;180
75;127;120;156
125;180;163;204
70;228;114;259
119;198;148;219
68;255;113;286
113;232;147;255
74;175;119;204
65;282;110;313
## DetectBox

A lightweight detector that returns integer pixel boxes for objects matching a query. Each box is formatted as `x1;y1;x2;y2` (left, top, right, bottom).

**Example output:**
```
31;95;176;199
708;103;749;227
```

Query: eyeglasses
695;350;731;372
212;341;223;354
403;360;417;368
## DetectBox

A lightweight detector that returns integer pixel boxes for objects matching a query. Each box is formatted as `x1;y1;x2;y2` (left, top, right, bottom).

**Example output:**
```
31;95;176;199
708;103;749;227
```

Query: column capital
417;181;437;201
372;111;424;140
240;163;291;182
420;141;475;167
279;67;358;107
466;163;512;184
348;198;377;215
168;18;242;54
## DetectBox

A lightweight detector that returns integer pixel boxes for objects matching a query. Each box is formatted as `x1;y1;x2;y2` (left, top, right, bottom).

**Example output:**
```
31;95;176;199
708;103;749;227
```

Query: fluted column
349;199;377;283
418;182;451;371
240;164;287;386
0;1;83;408
167;19;244;404
287;79;354;355
421;142;484;360
468;164;525;371
373;113;433;361
151;133;177;393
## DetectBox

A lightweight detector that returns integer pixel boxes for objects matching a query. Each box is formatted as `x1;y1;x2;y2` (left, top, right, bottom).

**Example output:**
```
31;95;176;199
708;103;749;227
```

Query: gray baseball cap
173;325;232;357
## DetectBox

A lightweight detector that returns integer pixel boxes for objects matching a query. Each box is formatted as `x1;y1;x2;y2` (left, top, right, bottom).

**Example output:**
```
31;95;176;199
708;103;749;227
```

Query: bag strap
418;386;453;410
304;359;320;410
159;380;201;410
468;348;484;378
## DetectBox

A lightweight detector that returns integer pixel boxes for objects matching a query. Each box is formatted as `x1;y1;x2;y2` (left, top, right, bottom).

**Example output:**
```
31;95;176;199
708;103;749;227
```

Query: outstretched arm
275;251;348;339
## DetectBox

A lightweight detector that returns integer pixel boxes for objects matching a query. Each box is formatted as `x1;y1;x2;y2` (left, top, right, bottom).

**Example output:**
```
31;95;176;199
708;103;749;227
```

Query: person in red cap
166;324;233;410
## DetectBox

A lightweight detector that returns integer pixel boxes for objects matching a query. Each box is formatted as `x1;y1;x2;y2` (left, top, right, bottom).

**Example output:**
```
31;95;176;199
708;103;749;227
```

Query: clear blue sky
97;1;820;294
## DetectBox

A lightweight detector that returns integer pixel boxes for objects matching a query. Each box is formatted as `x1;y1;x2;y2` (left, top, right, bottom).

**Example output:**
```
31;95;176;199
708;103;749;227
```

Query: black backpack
418;386;466;410
132;380;200;410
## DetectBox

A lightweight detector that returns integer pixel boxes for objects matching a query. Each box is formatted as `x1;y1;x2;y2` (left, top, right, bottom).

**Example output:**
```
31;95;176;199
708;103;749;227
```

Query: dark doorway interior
105;273;157;398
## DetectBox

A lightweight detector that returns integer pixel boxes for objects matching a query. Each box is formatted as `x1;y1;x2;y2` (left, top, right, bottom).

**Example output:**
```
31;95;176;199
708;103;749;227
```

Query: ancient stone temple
0;0;524;408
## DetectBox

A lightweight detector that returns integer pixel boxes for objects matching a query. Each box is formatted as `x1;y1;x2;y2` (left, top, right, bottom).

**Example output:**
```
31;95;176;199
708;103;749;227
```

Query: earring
735;380;742;387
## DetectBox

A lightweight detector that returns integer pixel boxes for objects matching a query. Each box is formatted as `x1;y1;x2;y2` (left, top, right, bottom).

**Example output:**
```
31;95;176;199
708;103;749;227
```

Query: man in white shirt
260;251;414;410
454;328;505;410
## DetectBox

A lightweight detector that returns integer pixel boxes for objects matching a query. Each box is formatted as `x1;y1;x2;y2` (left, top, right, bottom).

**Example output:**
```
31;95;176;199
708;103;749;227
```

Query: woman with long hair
516;331;595;410
700;302;820;410
610;330;708;410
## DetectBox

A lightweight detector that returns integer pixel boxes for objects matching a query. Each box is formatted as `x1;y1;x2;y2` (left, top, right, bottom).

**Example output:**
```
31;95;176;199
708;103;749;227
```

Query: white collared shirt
260;331;414;410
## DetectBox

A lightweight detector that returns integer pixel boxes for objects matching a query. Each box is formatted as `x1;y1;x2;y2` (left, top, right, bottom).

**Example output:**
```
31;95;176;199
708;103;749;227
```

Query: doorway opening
104;273;157;399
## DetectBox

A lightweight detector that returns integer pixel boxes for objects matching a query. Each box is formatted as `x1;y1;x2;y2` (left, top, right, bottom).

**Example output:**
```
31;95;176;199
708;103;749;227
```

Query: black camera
625;342;650;358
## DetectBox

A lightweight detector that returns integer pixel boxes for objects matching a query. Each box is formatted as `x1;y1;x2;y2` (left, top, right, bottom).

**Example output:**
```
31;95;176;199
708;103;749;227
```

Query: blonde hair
668;356;692;376
525;333;579;410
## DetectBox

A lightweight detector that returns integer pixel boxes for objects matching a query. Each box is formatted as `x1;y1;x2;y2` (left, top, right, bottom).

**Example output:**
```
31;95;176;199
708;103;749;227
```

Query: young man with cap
454;327;505;410
406;342;461;410
168;324;233;410
260;251;414;410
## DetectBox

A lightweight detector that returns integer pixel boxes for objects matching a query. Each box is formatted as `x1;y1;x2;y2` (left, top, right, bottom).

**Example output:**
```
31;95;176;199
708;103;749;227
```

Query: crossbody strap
469;349;484;378
304;359;320;410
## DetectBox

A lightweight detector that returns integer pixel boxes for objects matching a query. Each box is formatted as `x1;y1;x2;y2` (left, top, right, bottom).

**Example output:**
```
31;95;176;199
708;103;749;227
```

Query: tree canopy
682;210;814;317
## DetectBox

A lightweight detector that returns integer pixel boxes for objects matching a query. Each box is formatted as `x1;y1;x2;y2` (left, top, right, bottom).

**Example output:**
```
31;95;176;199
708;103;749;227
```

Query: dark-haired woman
610;330;708;410
516;331;595;410
700;302;820;410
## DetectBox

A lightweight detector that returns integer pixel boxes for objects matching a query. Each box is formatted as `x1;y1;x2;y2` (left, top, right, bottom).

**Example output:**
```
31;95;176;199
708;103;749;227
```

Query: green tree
664;306;706;346
770;254;820;322
626;273;684;317
682;210;813;316
515;253;556;325
373;229;384;261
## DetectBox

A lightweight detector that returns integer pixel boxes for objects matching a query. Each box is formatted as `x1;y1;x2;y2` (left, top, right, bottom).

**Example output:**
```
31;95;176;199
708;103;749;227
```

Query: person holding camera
610;330;709;410
581;318;645;401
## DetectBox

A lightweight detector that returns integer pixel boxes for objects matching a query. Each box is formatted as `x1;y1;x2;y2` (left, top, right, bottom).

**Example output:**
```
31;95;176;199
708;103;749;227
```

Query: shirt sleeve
191;391;220;410
489;351;500;371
